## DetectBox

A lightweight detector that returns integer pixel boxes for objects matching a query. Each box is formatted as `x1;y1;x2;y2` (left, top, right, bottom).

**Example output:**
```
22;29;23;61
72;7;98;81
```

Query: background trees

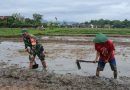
33;13;43;26
0;13;43;28
88;19;130;28
0;13;130;28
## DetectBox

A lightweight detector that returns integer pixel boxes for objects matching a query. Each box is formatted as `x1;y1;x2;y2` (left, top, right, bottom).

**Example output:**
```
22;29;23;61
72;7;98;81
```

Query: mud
0;36;130;90
0;63;130;90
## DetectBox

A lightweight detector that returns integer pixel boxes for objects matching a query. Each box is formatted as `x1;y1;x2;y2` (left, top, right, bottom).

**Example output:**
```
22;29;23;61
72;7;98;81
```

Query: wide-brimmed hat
93;33;108;43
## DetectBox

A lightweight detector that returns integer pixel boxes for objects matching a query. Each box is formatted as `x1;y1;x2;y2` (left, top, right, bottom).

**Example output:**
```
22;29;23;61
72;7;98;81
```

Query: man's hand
94;51;100;63
25;48;29;53
93;60;98;63
104;60;108;63
44;51;47;54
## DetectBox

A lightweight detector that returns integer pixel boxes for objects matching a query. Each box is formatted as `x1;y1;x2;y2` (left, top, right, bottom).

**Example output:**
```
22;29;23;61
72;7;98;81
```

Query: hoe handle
76;60;98;70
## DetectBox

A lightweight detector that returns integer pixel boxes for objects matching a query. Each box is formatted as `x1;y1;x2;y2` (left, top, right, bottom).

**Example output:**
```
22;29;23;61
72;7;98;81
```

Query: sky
0;0;130;22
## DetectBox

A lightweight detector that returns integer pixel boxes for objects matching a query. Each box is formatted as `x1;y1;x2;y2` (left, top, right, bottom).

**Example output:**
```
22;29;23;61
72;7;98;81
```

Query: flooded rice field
42;36;130;43
0;36;130;90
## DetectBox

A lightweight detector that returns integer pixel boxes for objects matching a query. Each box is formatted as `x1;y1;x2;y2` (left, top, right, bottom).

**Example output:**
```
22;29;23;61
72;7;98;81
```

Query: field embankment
0;28;130;37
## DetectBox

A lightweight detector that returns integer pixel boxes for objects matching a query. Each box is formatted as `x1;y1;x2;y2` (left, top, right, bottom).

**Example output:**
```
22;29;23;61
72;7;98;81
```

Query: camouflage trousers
28;48;45;62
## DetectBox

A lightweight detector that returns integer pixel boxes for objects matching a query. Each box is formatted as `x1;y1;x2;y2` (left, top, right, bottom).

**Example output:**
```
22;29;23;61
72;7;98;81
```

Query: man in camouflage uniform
21;29;47;70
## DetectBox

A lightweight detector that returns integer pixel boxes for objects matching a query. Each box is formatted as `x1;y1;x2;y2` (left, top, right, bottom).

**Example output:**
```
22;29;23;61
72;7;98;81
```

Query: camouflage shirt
23;34;37;49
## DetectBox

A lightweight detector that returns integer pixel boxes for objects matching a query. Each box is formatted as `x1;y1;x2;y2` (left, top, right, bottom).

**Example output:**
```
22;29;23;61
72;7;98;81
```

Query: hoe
76;59;98;69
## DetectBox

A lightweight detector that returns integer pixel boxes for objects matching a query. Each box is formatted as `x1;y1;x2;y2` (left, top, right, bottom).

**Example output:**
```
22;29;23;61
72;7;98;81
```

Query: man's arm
105;40;115;63
23;38;30;53
94;51;100;63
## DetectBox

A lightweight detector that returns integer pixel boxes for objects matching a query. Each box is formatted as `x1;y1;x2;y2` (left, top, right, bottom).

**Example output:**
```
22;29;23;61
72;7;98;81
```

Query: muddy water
42;36;130;42
0;40;130;79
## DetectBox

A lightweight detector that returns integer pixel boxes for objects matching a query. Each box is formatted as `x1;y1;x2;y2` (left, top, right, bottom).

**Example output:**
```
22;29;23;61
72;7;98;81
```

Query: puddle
0;40;130;78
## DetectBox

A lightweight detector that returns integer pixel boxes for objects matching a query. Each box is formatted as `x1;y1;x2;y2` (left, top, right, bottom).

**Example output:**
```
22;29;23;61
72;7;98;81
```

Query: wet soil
0;63;130;90
0;36;130;90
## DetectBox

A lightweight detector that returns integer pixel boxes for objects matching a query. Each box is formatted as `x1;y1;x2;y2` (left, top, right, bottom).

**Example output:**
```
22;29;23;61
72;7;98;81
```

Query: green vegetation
1;13;130;29
0;28;130;37
0;13;44;28
43;28;130;35
0;28;43;37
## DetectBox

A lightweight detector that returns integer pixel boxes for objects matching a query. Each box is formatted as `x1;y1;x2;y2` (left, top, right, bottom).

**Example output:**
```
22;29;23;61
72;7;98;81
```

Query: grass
44;28;130;35
0;28;130;37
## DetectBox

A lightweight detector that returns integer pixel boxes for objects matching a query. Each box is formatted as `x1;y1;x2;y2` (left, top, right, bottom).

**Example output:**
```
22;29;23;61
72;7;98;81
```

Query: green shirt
23;34;37;49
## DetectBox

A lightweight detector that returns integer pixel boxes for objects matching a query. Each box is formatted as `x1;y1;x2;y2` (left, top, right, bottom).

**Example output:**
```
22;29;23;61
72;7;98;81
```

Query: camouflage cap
21;29;28;34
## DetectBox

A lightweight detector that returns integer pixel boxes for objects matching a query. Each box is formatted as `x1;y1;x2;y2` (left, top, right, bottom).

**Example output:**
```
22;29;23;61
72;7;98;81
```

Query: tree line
0;13;130;28
84;19;130;28
0;13;44;28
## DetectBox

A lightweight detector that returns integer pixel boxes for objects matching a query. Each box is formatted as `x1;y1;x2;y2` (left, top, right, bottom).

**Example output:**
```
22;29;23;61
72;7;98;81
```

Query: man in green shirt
21;29;47;70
